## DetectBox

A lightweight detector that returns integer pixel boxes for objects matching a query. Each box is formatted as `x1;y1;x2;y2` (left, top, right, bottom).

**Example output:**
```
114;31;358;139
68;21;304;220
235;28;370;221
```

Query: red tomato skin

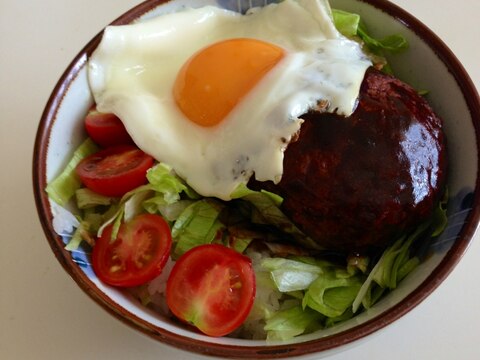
85;107;133;147
92;214;172;287
166;244;256;337
76;145;154;197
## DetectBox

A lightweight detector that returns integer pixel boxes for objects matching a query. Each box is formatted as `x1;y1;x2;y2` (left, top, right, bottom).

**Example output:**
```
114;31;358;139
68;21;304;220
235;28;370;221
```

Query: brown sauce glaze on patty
251;67;447;252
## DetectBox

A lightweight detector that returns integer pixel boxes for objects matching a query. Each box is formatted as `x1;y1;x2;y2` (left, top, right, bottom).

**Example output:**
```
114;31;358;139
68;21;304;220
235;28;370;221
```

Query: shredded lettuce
246;268;281;324
302;270;364;318
63;208;103;250
261;258;323;292
171;199;225;258
261;212;437;330
265;305;323;341
231;183;283;206
332;9;408;53
375;223;429;289
46;138;98;206
110;207;125;241
144;198;196;221
96;185;151;238
82;210;105;234
48;149;448;341
358;25;408;53
93;163;202;241
352;224;428;312
146;163;199;204
65;222;87;251
142;163;202;221
75;187;112;209
124;189;153;223
324;308;355;328
65;218;96;250
332;9;360;37
232;184;321;250
397;257;421;282
222;226;260;253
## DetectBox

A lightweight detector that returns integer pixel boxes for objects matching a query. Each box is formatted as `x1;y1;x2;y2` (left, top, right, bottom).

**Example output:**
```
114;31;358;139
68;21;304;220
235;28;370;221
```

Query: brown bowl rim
33;0;480;358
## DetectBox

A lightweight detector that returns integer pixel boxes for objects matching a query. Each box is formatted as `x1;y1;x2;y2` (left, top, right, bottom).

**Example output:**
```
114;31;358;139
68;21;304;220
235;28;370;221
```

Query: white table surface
1;0;479;359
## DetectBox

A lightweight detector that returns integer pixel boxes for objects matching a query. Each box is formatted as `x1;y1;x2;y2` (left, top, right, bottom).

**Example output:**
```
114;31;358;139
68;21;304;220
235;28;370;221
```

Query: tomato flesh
92;214;172;287
166;244;255;337
85;107;133;147
76;145;154;197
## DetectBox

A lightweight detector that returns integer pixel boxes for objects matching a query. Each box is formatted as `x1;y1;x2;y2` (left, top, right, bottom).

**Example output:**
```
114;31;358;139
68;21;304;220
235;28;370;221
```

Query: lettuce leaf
96;185;151;239
75;187;113;209
146;163;199;204
171;199;224;258
144;198;195;221
303;270;364;318
324;308;355;328
332;8;360;37
231;183;283;206
265;305;322;341
232;184;321;250
352;223;428;312
94;162;202;241
64;222;87;251
221;226;260;253
358;25;408;53
373;223;428;289
261;258;323;292
332;9;408;53
46;138;98;206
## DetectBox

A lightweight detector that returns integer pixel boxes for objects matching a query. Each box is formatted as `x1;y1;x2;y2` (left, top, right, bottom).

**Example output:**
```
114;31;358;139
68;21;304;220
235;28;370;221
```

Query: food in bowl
44;0;449;342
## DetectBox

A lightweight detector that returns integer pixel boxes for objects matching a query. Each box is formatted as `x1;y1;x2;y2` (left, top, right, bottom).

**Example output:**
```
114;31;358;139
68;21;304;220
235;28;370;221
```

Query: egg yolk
173;38;285;127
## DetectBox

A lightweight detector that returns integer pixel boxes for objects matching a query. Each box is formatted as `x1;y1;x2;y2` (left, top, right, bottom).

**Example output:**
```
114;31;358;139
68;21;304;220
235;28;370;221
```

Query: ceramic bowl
33;0;480;358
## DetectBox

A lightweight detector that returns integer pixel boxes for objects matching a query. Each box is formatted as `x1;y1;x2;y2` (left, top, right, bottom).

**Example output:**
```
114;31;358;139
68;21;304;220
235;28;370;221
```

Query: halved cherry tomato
166;244;255;337
92;214;172;287
76;145;154;197
85;106;133;147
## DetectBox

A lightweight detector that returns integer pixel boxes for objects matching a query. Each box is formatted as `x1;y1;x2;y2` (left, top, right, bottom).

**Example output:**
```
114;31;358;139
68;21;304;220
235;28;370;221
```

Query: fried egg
88;0;371;200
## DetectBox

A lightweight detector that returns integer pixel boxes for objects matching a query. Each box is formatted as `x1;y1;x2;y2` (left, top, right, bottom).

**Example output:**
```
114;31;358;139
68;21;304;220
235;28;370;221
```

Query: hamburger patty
253;67;447;252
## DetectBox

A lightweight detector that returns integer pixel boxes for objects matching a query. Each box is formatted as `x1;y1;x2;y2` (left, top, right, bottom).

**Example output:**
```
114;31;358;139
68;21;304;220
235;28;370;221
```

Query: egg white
88;0;371;200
